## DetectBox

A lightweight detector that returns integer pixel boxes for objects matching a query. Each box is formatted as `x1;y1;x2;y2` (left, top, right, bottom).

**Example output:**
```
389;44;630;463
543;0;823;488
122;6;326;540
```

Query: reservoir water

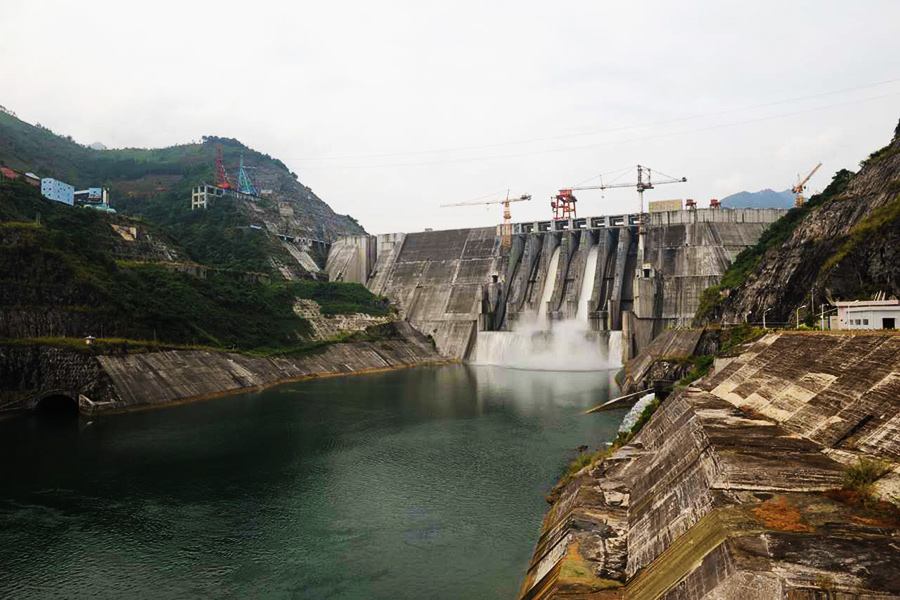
0;364;623;599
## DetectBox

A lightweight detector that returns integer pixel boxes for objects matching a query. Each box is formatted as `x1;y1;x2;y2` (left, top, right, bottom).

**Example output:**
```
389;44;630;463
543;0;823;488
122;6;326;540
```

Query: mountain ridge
696;118;900;325
720;188;794;209
0;111;365;278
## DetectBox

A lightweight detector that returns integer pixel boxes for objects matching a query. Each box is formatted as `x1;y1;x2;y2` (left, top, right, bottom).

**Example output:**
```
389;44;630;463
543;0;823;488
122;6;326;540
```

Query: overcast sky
2;0;899;234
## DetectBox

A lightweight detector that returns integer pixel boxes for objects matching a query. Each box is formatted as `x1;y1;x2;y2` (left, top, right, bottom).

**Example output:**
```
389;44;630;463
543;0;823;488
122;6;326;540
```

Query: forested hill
0;111;365;256
695;118;900;326
0;179;388;352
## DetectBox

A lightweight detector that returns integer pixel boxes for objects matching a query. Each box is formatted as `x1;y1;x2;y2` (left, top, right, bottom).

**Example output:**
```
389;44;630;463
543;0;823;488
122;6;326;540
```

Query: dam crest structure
326;208;787;365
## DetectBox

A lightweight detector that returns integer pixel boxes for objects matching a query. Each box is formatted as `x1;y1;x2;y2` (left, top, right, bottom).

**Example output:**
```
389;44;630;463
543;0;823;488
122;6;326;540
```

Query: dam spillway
326;208;787;362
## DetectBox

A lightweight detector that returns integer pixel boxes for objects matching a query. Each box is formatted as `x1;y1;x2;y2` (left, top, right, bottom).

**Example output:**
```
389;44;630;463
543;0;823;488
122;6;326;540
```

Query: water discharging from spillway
535;246;561;328
576;246;600;321
473;326;623;371
474;243;622;371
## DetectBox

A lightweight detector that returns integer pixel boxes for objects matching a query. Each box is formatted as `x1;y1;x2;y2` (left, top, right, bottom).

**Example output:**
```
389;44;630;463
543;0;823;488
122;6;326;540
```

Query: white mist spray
473;243;623;372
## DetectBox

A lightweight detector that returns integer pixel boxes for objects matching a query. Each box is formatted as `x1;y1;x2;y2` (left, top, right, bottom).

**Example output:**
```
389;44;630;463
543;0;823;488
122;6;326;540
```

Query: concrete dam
326;208;786;362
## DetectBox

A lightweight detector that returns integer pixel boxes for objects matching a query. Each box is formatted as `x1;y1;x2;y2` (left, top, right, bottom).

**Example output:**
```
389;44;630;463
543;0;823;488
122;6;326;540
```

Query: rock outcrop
520;331;900;599
715;120;900;324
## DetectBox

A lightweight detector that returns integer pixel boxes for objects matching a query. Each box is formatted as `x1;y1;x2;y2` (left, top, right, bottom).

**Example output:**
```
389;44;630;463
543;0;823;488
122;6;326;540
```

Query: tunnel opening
35;394;79;419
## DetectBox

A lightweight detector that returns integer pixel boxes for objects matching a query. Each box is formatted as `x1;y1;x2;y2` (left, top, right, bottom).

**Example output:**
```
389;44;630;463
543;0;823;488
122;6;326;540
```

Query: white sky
2;0;899;234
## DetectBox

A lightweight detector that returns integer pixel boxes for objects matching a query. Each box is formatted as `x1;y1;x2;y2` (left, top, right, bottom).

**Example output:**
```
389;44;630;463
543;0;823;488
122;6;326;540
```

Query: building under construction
190;147;261;210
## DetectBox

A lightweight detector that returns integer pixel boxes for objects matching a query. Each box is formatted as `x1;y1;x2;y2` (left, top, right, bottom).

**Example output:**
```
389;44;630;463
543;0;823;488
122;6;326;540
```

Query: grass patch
0;336;219;355
551;394;665;498
289;281;391;317
843;457;891;492
721;323;766;353
676;354;714;387
822;457;900;527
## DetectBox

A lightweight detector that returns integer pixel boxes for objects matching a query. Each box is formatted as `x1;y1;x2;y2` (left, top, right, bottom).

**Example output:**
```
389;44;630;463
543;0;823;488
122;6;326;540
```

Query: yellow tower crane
440;191;532;248
792;162;822;207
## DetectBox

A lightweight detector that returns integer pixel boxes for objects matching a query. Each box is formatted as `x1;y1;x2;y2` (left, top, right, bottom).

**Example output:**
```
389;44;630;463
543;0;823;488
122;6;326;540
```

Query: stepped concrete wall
0;322;444;416
519;331;900;599
634;209;787;328
700;331;900;457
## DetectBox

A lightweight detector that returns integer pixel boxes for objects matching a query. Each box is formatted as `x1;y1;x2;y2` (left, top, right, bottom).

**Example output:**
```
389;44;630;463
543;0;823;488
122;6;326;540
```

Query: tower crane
237;154;260;196
441;191;532;248
553;165;687;255
792;162;822;208
553;164;686;221
215;146;232;189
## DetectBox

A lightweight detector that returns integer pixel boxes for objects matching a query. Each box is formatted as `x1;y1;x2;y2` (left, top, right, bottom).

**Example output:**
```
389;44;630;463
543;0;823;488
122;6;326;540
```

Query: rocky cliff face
519;331;900;599
714;120;900;324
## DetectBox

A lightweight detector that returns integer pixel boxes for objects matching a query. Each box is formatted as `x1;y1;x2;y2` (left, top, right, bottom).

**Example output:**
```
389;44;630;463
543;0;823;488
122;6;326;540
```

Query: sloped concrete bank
0;322;446;416
520;331;900;599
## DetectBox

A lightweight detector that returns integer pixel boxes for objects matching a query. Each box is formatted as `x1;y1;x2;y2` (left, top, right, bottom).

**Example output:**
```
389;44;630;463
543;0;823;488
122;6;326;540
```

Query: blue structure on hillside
237;154;259;196
40;178;75;206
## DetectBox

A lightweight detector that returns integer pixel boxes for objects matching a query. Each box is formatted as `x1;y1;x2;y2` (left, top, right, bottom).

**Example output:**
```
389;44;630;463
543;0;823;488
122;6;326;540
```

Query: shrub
677;355;714;387
843;458;891;491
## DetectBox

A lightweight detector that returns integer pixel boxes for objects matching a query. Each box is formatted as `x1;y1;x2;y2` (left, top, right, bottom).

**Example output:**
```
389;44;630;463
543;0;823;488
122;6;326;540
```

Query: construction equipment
441;191;532;248
685;198;697;210
792;162;822;207
215;146;232;189
709;198;721;209
557;165;687;256
551;190;578;220
237;154;259;196
557;165;687;220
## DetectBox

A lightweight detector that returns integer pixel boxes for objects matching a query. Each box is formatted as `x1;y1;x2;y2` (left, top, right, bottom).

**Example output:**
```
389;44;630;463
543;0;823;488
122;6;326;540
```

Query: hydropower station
326;207;787;365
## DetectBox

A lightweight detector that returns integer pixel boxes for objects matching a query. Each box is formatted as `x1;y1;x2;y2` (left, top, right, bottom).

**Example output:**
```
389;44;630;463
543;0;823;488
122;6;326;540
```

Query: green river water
0;364;624;599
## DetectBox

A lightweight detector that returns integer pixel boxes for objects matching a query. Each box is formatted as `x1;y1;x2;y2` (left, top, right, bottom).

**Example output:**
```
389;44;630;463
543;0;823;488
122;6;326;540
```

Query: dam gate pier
326;208;787;362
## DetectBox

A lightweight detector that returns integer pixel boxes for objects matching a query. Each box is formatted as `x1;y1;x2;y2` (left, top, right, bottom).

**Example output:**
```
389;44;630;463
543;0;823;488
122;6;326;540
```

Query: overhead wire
289;77;900;163
298;90;900;171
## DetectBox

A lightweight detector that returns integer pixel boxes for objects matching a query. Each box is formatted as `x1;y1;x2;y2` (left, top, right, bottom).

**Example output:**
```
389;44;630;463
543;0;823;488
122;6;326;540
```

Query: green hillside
0;181;388;352
0;112;365;277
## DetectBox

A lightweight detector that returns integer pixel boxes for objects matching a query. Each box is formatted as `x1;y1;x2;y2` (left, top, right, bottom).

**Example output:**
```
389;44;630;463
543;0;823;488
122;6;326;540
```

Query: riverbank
0;321;446;417
519;330;900;598
0;364;622;599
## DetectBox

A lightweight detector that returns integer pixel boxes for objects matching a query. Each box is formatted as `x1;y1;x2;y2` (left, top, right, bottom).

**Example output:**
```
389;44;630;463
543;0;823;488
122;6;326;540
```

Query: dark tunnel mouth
35;394;80;419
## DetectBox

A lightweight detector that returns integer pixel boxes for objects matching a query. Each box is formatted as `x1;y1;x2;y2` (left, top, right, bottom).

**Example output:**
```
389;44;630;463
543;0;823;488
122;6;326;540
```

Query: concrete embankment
519;331;900;599
0;322;445;416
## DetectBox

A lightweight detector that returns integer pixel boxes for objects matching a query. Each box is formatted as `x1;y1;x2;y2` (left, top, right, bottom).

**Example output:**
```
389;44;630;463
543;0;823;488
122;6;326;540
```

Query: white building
41;178;75;205
834;300;900;330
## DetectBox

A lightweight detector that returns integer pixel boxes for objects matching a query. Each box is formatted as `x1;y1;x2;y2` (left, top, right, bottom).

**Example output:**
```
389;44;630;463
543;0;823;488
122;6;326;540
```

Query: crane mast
792;162;822;207
441;191;532;248
554;164;687;256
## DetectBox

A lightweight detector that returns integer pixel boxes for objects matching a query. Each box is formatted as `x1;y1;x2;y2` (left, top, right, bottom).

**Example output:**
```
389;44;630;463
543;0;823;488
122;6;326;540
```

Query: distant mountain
89;142;107;150
720;189;794;209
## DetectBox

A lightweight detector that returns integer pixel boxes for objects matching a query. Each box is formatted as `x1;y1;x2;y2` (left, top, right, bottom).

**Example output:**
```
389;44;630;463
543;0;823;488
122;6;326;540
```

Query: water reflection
0;365;624;600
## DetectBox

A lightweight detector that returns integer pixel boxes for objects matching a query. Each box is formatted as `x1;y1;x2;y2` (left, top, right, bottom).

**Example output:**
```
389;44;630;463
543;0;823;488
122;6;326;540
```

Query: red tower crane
558;165;686;218
557;164;687;256
215;146;232;189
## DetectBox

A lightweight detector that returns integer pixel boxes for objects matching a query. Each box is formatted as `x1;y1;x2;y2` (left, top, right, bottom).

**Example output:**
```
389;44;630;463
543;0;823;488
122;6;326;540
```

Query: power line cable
299;91;900;171
290;78;900;162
